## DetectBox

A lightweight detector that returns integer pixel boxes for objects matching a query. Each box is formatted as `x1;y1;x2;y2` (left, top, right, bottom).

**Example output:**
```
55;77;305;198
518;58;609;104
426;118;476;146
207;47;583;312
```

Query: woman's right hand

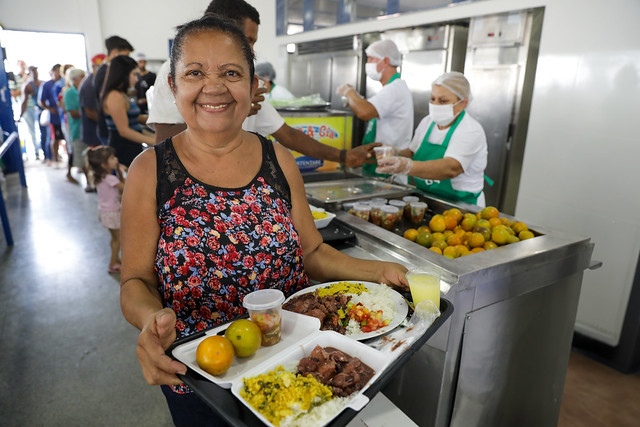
136;307;187;386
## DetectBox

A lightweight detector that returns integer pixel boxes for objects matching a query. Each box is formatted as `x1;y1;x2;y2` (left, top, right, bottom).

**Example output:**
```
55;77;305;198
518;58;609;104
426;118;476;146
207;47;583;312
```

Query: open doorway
1;29;87;161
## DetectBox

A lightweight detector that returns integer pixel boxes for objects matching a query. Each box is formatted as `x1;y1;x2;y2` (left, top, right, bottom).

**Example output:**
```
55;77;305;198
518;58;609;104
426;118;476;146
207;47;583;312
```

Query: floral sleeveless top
154;135;309;342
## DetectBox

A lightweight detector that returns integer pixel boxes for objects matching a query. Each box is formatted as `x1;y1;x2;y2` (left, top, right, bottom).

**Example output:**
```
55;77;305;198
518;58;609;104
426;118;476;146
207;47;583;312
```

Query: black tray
319;220;356;244
168;299;453;426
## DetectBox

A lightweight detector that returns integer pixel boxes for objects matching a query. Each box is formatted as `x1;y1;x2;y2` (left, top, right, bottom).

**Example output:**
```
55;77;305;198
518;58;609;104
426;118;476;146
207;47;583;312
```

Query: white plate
310;205;336;229
284;281;409;341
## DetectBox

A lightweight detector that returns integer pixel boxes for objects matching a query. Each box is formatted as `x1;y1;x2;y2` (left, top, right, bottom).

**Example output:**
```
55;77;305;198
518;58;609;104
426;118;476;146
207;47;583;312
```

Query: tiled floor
1;160;639;426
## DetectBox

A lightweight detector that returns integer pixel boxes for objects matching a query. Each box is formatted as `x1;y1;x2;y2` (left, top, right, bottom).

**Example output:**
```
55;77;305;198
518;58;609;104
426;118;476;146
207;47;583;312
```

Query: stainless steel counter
309;180;595;427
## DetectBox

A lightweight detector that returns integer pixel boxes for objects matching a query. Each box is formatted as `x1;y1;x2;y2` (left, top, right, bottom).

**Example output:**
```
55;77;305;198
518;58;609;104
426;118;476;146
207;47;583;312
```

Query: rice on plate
346;284;397;335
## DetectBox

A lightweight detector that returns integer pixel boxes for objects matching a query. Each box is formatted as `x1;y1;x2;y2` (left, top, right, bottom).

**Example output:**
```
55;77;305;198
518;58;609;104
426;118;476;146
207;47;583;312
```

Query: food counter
305;177;596;427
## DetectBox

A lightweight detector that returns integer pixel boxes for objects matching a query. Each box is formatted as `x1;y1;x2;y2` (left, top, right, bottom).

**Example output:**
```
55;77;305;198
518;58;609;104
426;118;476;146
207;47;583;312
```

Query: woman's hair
100;55;138;103
87;146;116;185
170;15;255;88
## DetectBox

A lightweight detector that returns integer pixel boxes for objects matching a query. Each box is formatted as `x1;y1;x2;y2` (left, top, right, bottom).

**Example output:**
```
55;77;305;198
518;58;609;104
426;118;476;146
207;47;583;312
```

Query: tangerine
429;215;446;232
416;231;433;247
225;319;262;357
519;230;535;240
431;240;448;251
455;245;471;257
471;247;485;253
484;241;498;250
480;206;500;220
461;213;477;231
469;232;485;248
196;336;235;375
444;208;463;223
404;229;419;242
489;217;503;228
417;225;431;234
512;222;528;234
447;234;463;247
491;227;510;245
477;219;492;230
443;246;458;258
444;215;459;230
429;247;443;255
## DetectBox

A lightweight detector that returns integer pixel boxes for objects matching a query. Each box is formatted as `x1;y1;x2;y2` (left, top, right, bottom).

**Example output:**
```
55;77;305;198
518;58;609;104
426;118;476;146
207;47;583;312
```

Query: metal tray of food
167;298;453;426
305;178;413;206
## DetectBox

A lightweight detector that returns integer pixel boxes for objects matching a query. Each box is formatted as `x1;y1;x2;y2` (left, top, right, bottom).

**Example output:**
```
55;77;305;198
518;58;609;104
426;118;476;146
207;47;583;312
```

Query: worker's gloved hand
336;83;355;97
376;156;413;175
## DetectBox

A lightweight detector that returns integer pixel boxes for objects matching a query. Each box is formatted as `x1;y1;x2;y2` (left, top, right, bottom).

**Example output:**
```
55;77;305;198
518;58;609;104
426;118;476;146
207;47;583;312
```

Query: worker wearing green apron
376;71;490;207
336;39;413;176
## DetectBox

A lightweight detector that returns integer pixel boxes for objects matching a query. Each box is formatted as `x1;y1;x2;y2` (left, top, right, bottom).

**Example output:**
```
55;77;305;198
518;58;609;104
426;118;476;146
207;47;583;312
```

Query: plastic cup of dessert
243;289;285;346
381;205;400;230
409;201;428;224
352;202;371;221
373;146;394;162
402;196;420;219
369;201;386;226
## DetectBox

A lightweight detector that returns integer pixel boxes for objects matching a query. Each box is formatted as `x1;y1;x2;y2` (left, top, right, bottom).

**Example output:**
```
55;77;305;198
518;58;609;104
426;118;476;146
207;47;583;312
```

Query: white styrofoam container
171;310;321;389
231;330;391;427
310;205;336;229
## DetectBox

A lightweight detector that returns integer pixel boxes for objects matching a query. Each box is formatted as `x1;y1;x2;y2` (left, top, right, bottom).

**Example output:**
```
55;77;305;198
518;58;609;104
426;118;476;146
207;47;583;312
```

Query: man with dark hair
148;0;377;167
93;35;134;143
38;64;64;166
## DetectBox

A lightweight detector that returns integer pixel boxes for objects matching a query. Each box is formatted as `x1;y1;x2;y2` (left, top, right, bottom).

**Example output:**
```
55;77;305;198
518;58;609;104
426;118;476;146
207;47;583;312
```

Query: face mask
429;99;463;126
365;62;382;81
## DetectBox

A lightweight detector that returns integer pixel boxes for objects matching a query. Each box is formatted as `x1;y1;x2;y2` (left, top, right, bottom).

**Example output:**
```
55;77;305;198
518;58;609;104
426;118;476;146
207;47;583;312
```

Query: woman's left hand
377;262;410;291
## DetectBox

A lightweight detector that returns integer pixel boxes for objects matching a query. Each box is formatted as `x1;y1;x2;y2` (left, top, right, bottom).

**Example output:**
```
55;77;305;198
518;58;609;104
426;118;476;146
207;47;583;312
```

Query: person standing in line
336;39;414;176
100;55;155;167
63;68;90;186
79;54;107;192
148;0;377;168
19;65;45;161
87;146;126;273
93;36;134;144
38;64;65;166
58;65;79;183
133;52;156;115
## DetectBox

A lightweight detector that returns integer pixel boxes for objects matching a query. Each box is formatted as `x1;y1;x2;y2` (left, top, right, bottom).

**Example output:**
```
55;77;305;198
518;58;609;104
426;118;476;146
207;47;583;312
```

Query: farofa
316;281;368;298
241;366;333;426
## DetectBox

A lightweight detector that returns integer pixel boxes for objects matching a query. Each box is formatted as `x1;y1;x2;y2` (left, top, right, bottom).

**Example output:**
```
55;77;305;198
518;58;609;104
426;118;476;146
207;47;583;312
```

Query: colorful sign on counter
274;115;353;172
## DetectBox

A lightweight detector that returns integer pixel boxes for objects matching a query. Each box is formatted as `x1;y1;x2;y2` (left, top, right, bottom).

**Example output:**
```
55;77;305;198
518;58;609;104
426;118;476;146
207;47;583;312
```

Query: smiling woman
119;14;408;426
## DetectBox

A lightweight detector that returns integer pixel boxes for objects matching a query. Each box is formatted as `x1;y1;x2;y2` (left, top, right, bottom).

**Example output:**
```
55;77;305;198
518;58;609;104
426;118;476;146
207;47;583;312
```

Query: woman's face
430;84;467;115
171;30;255;135
129;69;139;89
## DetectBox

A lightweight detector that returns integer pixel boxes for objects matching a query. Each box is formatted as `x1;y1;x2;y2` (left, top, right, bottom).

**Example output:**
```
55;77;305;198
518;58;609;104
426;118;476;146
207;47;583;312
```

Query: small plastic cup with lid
402;196;420;219
352;202;371;221
409;201;428;224
388;200;407;223
369;201;386;226
243;289;285;346
381;205;400;230
373;145;394;163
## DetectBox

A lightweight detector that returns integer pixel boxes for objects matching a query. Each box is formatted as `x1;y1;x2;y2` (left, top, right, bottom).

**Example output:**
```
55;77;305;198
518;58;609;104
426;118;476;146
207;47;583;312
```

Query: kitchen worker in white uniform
336;39;413;176
376;72;489;207
148;1;376;167
255;61;294;101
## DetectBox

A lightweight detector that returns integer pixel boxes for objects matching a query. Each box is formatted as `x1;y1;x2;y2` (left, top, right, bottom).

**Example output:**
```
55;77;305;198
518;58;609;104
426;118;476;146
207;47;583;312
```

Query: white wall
1;0;639;346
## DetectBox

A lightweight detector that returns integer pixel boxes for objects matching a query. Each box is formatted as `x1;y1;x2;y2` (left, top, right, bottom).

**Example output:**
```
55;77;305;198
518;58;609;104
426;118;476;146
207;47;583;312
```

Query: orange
507;235;520;244
480;206;500;220
471;247;485;253
403;229;419;242
417;225;431;234
196;336;235;375
491;227;510;245
429;247;443;255
431;232;445;243
431;240;448;251
489;217;503;228
500;217;512;226
461;213;477;231
225;319;262;357
477;219;492;230
443;230;454;239
447;234;462;247
469;232;485;248
455;245;470;257
444;208;463;223
416;231;433;247
474;226;491;242
443;246;458;258
519;230;535;240
512;222;528;234
444;214;459;230
429;215;446;232
484;241;498;250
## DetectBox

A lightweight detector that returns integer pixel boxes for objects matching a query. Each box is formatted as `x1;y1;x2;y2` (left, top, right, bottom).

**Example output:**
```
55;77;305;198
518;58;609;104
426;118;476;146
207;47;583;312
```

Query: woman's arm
120;149;186;385
273;143;409;289
103;91;156;146
410;157;464;180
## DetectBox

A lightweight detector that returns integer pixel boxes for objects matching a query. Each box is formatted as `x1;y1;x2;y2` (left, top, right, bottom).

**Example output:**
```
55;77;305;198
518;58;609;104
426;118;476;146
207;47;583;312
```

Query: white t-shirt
367;78;413;150
147;60;284;136
408;112;488;196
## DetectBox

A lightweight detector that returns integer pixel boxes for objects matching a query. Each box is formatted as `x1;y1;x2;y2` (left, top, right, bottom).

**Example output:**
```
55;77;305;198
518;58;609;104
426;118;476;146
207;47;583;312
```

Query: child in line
87;146;126;273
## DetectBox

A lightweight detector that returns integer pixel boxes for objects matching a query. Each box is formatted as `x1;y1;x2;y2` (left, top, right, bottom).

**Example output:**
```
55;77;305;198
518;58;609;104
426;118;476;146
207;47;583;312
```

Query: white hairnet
365;40;402;66
255;62;276;81
432;71;473;102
